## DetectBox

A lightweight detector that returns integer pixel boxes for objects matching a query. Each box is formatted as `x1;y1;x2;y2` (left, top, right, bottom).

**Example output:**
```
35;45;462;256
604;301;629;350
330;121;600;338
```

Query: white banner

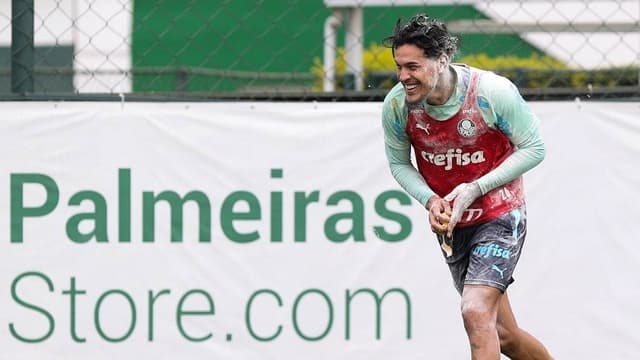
0;101;638;359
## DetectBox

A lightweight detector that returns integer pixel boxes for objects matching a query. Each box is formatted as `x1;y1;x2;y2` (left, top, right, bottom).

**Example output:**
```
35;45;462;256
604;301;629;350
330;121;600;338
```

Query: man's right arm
385;145;435;207
381;93;436;207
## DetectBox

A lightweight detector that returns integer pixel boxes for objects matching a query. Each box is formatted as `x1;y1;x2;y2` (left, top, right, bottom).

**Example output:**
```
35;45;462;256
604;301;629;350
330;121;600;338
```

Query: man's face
393;44;440;104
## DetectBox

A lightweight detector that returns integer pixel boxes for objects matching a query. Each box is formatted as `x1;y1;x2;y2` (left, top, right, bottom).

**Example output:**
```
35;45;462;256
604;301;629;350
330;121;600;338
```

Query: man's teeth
406;84;418;91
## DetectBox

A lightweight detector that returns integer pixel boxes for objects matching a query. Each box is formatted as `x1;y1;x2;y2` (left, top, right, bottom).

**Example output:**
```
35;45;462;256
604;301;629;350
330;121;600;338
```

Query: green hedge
316;48;639;91
367;67;639;90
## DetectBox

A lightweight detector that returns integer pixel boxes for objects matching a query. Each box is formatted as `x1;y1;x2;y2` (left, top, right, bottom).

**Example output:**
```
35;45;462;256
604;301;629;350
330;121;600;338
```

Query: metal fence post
11;0;34;94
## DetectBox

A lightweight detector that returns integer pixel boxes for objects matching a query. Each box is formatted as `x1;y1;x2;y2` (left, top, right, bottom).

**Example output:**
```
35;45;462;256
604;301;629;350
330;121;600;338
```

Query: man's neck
426;66;456;106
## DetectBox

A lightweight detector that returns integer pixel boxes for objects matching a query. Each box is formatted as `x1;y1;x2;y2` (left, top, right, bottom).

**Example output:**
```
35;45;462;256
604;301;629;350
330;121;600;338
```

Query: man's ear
438;54;449;73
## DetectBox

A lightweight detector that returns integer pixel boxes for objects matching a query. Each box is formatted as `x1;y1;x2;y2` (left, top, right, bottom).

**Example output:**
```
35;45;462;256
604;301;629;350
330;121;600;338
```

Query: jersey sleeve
475;73;546;194
382;85;436;207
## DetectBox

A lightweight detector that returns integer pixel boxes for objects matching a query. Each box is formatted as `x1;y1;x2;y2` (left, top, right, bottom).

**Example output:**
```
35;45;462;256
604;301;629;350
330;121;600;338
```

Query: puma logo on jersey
415;122;430;135
420;149;486;170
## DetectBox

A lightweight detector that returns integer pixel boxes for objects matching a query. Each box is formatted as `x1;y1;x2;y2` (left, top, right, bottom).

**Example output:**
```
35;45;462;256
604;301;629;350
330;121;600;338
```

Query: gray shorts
437;205;527;294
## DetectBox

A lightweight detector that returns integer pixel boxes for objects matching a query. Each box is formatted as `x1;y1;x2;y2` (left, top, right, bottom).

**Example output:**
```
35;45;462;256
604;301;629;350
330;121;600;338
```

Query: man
381;14;554;359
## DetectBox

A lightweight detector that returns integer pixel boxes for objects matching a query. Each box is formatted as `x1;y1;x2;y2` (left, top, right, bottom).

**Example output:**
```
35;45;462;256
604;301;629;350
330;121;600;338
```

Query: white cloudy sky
476;0;639;68
325;0;639;69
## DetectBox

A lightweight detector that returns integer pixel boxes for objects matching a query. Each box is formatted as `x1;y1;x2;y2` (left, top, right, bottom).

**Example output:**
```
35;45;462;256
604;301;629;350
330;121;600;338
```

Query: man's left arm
444;75;545;235
474;75;545;195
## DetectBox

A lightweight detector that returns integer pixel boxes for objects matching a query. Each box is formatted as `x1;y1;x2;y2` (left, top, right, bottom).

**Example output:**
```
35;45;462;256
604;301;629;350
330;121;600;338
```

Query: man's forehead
394;52;428;65
394;44;427;58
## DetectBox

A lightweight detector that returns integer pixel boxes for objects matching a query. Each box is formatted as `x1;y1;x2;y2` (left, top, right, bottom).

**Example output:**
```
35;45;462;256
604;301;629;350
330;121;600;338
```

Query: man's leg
460;284;502;360
496;292;553;359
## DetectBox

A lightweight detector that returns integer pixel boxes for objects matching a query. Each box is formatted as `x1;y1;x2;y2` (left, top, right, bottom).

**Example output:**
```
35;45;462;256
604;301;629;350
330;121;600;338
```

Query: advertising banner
0;101;638;359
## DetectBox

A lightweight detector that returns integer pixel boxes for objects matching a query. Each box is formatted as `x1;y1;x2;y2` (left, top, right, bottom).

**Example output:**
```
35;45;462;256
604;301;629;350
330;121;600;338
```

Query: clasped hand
427;182;481;237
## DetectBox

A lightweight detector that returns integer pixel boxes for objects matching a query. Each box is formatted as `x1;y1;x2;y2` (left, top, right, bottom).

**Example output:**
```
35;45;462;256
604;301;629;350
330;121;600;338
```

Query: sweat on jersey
381;64;545;226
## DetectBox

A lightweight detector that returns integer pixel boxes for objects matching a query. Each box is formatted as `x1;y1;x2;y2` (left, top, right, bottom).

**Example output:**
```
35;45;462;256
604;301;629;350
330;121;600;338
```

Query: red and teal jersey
381;64;545;225
405;69;524;226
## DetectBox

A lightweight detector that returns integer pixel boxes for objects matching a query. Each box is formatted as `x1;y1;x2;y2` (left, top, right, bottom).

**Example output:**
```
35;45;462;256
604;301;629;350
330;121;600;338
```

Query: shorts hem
464;279;508;293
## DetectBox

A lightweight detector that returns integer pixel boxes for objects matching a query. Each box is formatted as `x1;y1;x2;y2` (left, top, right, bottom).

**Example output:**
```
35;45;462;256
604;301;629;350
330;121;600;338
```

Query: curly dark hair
383;13;458;59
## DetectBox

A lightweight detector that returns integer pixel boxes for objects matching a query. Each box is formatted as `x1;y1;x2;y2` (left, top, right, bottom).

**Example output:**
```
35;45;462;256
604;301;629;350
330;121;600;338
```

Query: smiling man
380;14;554;360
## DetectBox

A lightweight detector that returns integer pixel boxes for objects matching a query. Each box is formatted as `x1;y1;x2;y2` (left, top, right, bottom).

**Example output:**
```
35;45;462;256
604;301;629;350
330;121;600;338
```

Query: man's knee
461;298;496;333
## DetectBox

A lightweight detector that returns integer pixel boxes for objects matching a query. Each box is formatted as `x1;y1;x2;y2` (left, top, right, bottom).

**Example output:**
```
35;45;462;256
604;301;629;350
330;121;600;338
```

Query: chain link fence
1;0;639;101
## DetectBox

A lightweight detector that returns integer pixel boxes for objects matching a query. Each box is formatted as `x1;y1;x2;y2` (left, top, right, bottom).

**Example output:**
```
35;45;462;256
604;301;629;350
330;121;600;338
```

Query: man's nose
397;68;409;82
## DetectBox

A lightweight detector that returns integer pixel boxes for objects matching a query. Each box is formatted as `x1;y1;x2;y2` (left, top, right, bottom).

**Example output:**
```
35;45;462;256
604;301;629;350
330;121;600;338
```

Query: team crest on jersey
410;108;425;116
457;118;477;137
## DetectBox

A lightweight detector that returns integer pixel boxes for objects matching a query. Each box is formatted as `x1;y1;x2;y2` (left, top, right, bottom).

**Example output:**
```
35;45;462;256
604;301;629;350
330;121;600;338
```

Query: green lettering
142;190;211;243
373;190;412;242
270;168;284;242
345;288;412;340
293;289;333;341
62;277;87;342
10;271;55;343
294;191;319;242
10;174;59;243
66;191;108;243
148;289;171;341
94;290;136;342
245;289;282;341
220;191;260;243
119;168;131;242
176;289;214;342
325;191;365;242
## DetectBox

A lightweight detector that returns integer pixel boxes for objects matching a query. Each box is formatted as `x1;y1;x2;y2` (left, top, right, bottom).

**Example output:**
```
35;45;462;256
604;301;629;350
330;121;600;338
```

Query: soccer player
381;14;554;359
